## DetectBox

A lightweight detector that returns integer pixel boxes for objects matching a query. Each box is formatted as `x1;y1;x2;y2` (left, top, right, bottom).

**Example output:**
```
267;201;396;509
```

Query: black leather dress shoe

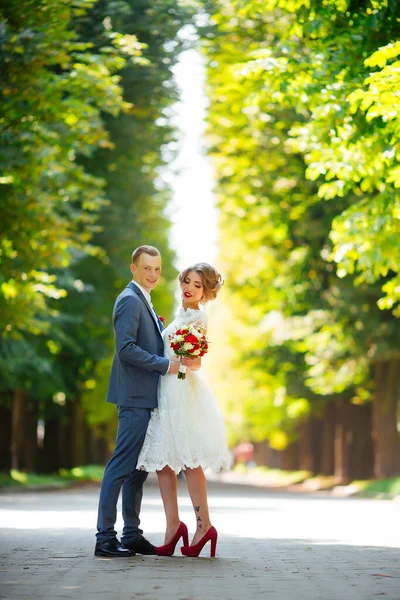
94;538;134;557
122;537;157;555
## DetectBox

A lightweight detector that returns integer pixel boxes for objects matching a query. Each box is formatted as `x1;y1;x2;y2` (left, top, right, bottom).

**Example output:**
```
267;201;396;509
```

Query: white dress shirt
131;280;159;326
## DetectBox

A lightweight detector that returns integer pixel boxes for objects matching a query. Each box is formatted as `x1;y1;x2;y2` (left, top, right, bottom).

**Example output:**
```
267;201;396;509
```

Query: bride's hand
181;356;201;371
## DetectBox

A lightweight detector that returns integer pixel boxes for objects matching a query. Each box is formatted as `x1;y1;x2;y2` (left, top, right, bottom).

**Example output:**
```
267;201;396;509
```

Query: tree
0;0;131;337
0;0;196;471
201;0;400;478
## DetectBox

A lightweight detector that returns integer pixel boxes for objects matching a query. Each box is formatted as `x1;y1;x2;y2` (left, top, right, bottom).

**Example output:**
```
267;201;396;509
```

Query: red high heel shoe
180;526;218;558
156;522;189;556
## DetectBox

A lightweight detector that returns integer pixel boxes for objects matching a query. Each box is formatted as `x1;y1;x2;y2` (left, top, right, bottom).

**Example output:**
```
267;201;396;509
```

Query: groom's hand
167;357;180;374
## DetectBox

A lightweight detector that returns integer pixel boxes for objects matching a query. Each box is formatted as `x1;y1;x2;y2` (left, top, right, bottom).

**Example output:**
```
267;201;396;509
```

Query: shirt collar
131;280;152;304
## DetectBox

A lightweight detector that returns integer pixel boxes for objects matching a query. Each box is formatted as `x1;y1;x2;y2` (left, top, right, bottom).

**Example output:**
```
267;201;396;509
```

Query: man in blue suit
95;245;180;557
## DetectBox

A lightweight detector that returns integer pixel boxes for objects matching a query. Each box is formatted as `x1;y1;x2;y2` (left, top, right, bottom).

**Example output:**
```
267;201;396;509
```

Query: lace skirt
137;370;232;474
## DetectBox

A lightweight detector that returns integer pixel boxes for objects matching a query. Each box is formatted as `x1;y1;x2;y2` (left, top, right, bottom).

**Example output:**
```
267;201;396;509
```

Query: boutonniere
159;316;165;323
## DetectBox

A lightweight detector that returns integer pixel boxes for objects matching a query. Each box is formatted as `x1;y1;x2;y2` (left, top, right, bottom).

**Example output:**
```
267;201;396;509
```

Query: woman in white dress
137;263;231;557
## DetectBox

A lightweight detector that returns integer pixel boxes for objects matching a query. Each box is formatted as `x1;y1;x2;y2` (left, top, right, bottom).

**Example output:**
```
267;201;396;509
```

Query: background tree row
201;0;400;480
0;0;195;473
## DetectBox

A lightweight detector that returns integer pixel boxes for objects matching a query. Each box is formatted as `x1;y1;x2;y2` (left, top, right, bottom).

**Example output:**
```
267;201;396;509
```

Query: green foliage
71;0;196;426
0;0;196;464
355;476;400;499
0;0;132;336
202;0;400;446
227;0;400;313
330;41;400;313
0;464;105;488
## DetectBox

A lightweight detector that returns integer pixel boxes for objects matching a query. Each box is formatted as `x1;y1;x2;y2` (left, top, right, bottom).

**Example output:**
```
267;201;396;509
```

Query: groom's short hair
131;245;161;264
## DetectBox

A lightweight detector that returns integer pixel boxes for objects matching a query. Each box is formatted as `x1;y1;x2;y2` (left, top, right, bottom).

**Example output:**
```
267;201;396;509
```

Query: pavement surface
0;476;399;600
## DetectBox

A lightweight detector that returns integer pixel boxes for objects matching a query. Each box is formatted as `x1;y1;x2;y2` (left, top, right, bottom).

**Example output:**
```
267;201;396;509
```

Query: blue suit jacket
106;281;169;408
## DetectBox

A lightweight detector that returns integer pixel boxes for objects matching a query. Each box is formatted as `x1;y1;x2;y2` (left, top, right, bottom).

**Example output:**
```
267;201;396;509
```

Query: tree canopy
201;0;400;476
0;0;196;470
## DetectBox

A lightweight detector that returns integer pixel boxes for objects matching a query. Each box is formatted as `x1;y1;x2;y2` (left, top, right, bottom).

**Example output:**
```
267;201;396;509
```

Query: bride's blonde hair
179;263;224;303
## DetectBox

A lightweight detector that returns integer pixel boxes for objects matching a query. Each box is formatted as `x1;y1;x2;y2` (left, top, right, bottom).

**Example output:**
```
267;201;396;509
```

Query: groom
95;245;180;557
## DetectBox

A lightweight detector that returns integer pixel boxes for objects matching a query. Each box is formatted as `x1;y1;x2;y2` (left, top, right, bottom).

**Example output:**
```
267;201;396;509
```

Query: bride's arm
181;321;207;371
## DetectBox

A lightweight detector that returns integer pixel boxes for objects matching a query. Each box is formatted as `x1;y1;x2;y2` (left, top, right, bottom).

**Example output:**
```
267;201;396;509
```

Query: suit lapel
128;282;163;337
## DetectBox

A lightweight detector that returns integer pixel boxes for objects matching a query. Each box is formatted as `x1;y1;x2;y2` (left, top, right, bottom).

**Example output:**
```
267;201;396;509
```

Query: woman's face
180;270;204;307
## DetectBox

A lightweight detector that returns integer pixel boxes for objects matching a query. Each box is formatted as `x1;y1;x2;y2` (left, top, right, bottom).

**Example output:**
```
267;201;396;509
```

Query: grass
352;477;400;499
0;464;105;491
232;465;400;499
233;464;311;486
2;464;400;500
302;475;340;491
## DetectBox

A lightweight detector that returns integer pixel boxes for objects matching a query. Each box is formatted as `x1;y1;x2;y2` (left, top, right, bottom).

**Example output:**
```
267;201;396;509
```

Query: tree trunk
310;416;323;475
321;401;335;476
351;402;374;480
10;389;27;471
334;397;352;484
253;440;281;468
93;424;113;465
40;419;61;473
372;360;400;478
297;417;323;475
280;441;299;471
83;420;93;465
334;397;375;482
22;403;38;472
69;396;85;467
0;403;12;471
39;406;70;473
298;419;314;473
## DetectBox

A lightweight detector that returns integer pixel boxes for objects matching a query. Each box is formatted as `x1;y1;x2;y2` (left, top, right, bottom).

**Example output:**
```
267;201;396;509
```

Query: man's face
130;253;162;293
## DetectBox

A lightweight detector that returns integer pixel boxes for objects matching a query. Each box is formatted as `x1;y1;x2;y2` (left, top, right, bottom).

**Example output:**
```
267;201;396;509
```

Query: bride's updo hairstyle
179;263;224;303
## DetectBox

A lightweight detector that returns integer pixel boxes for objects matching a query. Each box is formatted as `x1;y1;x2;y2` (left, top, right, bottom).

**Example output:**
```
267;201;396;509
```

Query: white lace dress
137;307;231;474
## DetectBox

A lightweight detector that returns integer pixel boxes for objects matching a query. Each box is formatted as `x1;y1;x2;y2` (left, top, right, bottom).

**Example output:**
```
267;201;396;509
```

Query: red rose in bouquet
168;324;209;379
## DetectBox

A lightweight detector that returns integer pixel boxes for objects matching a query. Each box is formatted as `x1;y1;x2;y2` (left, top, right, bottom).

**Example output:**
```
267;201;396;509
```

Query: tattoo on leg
194;505;202;529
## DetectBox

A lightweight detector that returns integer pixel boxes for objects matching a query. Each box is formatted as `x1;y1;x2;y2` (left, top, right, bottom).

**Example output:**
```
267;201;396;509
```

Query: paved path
0;477;399;600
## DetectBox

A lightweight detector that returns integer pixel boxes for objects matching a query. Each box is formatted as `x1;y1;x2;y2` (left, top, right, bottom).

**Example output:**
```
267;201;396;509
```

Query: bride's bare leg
184;466;212;545
157;466;181;544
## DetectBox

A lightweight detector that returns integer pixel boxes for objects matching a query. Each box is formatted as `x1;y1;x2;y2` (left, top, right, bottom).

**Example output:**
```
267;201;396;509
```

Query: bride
137;263;231;557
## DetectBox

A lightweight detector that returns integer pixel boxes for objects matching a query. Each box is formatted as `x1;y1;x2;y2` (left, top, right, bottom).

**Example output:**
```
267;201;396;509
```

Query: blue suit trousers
96;406;151;543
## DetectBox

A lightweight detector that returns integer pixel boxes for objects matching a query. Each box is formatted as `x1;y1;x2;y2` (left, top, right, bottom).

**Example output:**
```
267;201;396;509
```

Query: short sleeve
194;311;208;330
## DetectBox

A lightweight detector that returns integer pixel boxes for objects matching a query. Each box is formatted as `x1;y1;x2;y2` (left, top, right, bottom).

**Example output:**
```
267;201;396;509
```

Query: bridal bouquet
168;325;209;380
